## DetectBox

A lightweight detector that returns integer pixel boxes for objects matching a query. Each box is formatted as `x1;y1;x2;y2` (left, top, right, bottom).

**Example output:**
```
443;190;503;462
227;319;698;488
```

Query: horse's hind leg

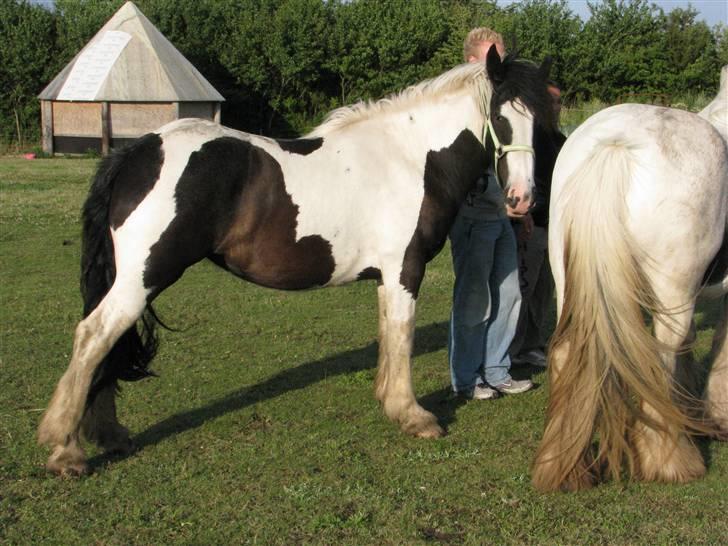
632;305;705;483
706;296;728;435
377;281;443;438
38;281;146;475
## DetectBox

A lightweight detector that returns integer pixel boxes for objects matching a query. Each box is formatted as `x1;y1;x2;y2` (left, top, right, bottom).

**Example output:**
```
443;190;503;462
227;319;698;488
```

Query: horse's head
483;46;555;216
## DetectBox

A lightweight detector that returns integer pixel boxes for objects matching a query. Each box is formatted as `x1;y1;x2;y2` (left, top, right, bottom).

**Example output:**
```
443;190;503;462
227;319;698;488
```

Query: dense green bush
1;0;725;148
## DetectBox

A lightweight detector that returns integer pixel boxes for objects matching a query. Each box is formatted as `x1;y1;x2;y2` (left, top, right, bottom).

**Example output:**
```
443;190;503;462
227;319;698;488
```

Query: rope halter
484;115;534;188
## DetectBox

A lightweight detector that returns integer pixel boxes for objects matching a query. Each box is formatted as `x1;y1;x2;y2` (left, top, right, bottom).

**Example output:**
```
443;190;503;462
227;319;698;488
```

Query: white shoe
492;378;534;394
457;383;499;400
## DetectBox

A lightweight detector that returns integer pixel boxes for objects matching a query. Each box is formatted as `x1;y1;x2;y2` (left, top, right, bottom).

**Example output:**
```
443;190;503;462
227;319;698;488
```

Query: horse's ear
486;44;505;85
538;56;553;81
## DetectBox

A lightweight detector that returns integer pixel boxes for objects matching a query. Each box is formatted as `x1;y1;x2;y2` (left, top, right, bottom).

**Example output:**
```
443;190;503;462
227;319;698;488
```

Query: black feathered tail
81;144;160;404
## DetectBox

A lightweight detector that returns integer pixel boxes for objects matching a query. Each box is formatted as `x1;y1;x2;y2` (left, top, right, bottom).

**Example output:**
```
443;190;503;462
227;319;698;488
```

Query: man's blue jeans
448;214;521;391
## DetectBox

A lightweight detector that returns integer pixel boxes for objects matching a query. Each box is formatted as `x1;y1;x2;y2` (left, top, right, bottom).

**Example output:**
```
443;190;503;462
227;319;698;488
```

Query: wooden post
41;100;53;155
101;101;110;155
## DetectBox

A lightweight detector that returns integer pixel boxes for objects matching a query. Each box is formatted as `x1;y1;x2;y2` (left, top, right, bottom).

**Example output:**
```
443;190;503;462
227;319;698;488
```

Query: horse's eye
495;115;505;122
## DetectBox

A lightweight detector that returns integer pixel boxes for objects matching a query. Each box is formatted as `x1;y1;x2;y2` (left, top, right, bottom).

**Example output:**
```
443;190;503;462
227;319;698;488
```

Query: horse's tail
532;139;704;491
81;146;159;404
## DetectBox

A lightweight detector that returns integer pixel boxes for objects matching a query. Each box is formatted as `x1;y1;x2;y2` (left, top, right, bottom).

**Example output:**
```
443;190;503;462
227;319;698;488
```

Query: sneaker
512;349;547;368
457;383;499;400
492;378;534;394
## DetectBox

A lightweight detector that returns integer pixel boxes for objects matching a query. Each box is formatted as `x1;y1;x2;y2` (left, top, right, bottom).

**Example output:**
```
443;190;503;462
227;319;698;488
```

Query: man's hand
513;212;534;242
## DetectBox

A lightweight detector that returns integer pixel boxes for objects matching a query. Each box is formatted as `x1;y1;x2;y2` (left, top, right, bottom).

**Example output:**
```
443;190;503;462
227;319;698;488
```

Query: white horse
699;65;728;142
533;101;728;492
38;48;556;476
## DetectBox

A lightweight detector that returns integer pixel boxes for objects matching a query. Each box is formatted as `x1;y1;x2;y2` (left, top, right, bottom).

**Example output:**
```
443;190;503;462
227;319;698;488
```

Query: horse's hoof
415;424;446;439
47;459;90;477
403;413;446;438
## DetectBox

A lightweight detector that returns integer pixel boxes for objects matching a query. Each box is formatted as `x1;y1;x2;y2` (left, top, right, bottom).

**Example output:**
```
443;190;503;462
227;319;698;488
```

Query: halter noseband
484;115;534;187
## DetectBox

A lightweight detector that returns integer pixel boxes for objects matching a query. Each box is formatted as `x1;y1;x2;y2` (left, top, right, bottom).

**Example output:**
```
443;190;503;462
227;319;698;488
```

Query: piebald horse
533;99;728;492
38;48;555;475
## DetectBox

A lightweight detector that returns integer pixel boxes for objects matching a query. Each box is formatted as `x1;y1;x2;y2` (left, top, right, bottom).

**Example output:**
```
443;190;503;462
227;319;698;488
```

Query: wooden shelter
38;1;223;155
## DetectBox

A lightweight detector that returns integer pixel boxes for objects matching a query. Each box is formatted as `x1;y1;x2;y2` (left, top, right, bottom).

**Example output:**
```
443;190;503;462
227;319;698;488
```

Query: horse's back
551;104;728;300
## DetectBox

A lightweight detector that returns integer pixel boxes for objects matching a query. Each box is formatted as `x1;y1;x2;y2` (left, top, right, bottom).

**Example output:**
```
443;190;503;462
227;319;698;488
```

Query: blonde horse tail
532;139;704;492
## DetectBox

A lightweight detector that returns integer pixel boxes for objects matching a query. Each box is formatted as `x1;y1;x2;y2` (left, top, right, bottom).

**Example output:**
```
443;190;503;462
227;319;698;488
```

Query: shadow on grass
88;320;466;470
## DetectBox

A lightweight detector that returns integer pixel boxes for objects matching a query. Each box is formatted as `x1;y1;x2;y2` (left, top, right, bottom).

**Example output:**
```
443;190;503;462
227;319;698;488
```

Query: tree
663;7;721;93
497;0;583;99
577;0;670;102
0;0;58;147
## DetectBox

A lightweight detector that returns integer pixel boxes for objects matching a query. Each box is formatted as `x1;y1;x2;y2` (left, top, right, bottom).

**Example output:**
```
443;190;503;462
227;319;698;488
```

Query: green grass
1;157;726;545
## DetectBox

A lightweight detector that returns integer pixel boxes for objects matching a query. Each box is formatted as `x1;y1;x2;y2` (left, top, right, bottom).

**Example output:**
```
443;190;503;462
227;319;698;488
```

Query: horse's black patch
143;137;335;295
531;124;566;227
357;267;382;281
488;105;513;187
277;137;323;155
108;133;164;229
399;129;487;297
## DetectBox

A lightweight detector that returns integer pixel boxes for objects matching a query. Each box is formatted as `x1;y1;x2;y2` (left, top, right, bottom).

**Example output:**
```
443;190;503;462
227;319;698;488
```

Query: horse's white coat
699;65;728;142
538;103;728;489
550;104;727;312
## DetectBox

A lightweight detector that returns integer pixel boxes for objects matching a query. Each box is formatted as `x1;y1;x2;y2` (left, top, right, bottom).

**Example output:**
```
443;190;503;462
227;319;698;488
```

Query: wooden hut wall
179;102;215;120
110;102;176;136
52;102;103;153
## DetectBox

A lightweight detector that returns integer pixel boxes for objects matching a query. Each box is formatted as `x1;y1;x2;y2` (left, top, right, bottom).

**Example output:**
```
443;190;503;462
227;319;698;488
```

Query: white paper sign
57;31;132;101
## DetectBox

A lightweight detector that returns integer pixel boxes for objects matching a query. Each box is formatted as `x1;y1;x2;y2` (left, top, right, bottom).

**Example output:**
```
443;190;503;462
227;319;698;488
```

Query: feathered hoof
635;434;706;483
706;415;728;440
46;444;89;478
401;409;445;439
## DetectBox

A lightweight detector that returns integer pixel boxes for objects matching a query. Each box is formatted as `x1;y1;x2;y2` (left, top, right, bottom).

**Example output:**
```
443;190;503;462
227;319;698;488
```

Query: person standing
510;83;566;368
448;28;534;399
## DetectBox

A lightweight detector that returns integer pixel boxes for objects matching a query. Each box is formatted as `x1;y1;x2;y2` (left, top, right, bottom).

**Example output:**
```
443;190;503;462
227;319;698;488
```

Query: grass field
1;157;726;545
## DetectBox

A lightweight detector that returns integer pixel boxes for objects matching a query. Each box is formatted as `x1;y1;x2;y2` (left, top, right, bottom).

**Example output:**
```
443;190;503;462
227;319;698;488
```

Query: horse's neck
393;91;483;155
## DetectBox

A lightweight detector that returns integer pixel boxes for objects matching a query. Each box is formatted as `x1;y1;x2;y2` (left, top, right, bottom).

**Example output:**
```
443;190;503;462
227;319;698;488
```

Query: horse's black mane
497;54;557;132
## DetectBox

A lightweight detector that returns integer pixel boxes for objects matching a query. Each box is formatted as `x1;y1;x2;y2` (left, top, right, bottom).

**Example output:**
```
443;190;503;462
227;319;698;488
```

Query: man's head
547;82;562;119
463;27;506;63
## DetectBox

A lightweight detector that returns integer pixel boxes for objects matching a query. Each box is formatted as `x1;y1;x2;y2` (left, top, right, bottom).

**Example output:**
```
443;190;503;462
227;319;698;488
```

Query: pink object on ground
23;153;36;160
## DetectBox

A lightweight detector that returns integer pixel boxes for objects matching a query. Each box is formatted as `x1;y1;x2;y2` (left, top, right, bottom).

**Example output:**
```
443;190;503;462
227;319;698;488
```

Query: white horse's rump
39;51;556;476
533;103;728;492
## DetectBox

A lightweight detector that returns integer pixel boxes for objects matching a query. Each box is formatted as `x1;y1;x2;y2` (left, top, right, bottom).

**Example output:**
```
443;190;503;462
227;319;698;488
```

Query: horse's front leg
376;279;444;438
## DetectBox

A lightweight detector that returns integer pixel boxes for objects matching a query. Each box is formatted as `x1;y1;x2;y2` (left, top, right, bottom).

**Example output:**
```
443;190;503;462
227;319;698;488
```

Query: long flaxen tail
531;140;707;492
80;145;161;405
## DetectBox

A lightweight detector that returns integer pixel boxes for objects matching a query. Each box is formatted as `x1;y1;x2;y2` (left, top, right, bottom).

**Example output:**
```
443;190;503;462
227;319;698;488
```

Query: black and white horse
39;47;554;475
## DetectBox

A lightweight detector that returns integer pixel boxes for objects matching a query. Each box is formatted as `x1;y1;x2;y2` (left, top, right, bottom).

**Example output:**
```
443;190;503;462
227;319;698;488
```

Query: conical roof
39;1;224;102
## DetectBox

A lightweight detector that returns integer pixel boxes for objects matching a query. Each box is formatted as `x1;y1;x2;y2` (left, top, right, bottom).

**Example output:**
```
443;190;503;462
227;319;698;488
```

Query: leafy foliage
1;0;726;146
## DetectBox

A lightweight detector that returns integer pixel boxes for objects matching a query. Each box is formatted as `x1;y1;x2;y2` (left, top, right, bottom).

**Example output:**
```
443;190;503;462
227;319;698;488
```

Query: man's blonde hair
463;27;504;62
